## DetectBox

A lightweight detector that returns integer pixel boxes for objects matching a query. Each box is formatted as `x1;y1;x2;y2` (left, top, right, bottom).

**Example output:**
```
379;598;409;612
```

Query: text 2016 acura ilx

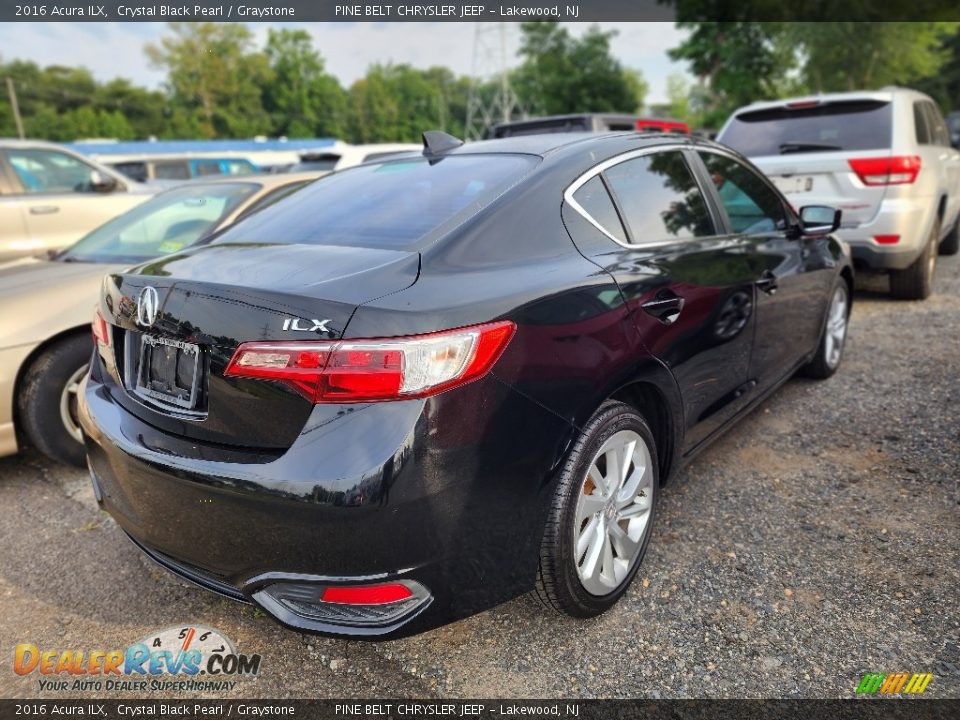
80;132;853;638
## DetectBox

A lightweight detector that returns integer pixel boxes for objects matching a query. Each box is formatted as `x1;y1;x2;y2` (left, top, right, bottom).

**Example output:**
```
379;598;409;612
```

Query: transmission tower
465;23;525;141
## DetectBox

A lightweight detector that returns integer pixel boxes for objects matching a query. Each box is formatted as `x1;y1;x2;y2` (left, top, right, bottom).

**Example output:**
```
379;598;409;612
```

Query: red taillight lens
92;308;110;347
874;234;901;245
848;156;920;186
320;583;414;605
224;320;516;403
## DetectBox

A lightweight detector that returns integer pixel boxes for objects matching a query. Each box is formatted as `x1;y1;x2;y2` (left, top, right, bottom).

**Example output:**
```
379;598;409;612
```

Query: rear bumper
839;195;936;271
79;368;573;638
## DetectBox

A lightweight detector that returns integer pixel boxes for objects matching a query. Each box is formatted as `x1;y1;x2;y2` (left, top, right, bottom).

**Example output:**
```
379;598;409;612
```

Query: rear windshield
211;154;538;249
720;100;892;157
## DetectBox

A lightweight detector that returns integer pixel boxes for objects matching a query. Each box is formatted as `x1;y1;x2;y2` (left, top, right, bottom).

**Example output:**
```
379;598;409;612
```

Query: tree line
1;21;959;143
0;22;645;143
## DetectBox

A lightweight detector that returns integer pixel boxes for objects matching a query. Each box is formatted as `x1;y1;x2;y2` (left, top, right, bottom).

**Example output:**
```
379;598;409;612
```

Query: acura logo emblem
136;286;160;327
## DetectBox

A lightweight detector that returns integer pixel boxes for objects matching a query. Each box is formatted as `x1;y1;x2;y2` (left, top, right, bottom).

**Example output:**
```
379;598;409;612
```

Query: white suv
718;87;960;299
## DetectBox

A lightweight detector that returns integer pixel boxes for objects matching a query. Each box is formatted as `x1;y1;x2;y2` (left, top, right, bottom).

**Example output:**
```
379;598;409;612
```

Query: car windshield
211;154;539;250
720;100;892;157
59;182;259;264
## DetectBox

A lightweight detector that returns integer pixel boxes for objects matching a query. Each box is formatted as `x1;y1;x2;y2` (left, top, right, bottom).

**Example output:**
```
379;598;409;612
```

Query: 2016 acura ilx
79;131;853;638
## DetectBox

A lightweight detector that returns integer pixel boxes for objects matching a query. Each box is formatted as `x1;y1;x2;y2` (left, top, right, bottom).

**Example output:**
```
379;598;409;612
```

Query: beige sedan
0;172;321;466
0;139;156;263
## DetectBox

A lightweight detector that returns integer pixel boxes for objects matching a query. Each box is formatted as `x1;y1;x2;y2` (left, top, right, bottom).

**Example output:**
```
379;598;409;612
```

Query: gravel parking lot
2;256;958;700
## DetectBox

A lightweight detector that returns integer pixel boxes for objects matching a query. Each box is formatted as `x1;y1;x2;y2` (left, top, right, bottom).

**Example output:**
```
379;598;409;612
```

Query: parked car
80;131;851;638
107;156;260;184
0;140;154;262
948;110;960;149
635;118;692;135
487;113;640;138
290;143;422;173
718;88;960;299
0;172;319;467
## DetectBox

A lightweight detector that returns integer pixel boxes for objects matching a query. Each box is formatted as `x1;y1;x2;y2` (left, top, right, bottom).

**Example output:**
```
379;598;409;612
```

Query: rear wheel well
937;195;946;222
12;326;91;446
610;382;674;484
840;266;854;307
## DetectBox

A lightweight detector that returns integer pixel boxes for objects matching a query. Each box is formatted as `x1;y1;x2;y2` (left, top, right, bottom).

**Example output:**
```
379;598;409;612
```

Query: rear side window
914;102;932;145
720;100;892;157
571;175;628;243
602;151;715;244
212;154;538;249
921;102;950;146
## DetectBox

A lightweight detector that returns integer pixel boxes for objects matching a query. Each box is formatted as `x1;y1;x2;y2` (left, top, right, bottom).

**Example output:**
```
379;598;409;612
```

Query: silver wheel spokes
574;429;654;596
824;286;848;370
60;363;89;444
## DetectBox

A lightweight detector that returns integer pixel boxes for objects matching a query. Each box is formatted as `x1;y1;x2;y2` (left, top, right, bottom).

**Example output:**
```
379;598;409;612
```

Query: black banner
3;0;960;23
1;700;959;720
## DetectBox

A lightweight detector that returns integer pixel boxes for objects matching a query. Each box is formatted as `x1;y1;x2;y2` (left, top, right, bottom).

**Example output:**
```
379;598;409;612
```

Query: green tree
512;22;646;115
668;21;794;127
916;25;960;111
264;28;347;138
791;22;959;93
146;22;272;138
347;64;468;143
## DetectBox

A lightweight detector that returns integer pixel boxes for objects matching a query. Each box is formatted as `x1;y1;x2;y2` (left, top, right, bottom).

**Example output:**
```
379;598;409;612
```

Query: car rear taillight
321;584;414;605
874;234;901;245
848;156;921;186
224;320;516;403
92;308;110;347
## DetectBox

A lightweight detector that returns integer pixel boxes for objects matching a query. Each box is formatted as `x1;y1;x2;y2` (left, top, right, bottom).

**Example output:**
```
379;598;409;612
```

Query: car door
693;149;835;392
0;152;31;262
4;146;135;254
563;146;759;452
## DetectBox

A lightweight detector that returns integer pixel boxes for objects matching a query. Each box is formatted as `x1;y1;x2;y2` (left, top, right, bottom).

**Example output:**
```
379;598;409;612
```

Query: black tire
890;216;939;300
802;279;850;380
533;400;659;618
17;334;91;467
940;217;959;256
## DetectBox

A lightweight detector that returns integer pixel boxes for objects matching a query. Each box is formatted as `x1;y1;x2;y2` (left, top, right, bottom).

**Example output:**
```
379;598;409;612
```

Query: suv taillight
848;155;921;186
224;320;516;403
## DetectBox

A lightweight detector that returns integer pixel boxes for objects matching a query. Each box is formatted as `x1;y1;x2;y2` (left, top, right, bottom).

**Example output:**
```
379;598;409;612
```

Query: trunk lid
99;243;419;450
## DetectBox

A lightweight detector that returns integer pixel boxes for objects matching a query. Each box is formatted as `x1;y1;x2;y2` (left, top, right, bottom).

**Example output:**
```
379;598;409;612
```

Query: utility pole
6;77;25;139
465;23;524;141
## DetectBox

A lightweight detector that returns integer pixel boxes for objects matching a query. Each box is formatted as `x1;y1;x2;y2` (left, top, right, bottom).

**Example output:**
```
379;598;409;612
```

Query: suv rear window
211;154;538;249
720;100;892;157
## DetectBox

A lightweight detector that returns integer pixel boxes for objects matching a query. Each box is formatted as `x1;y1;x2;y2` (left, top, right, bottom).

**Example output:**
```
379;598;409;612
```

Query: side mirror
90;170;118;193
798;205;841;236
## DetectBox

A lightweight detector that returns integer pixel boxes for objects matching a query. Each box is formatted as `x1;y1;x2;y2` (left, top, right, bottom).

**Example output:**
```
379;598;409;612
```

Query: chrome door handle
641;289;685;325
29;205;59;215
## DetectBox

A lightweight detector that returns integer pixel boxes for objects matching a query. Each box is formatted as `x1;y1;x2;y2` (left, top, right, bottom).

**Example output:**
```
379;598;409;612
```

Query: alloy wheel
573;429;655;596
59;363;89;444
824;286;848;370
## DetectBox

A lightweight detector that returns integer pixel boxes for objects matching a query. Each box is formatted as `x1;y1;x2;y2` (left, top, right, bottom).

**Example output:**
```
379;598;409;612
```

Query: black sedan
79;131;852;638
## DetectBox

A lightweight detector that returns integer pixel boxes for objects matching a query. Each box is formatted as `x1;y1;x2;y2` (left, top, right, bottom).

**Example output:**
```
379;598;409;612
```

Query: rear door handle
29;205;59;215
756;270;778;295
641;289;685;325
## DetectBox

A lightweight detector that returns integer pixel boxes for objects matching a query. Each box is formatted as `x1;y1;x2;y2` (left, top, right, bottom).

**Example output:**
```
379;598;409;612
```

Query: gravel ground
1;255;958;700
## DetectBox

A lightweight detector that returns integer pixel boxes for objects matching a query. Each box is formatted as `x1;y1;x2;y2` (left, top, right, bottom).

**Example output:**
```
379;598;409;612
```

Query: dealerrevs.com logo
13;625;262;693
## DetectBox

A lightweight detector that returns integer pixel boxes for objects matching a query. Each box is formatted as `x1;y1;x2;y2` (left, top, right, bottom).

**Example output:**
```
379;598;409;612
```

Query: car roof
444;131;698;158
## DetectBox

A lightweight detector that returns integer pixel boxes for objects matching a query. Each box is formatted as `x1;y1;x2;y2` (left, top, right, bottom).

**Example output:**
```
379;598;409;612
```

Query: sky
0;22;691;105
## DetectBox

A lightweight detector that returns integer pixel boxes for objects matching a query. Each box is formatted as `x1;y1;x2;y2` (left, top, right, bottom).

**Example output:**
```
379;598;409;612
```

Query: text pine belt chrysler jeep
718;87;960;299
